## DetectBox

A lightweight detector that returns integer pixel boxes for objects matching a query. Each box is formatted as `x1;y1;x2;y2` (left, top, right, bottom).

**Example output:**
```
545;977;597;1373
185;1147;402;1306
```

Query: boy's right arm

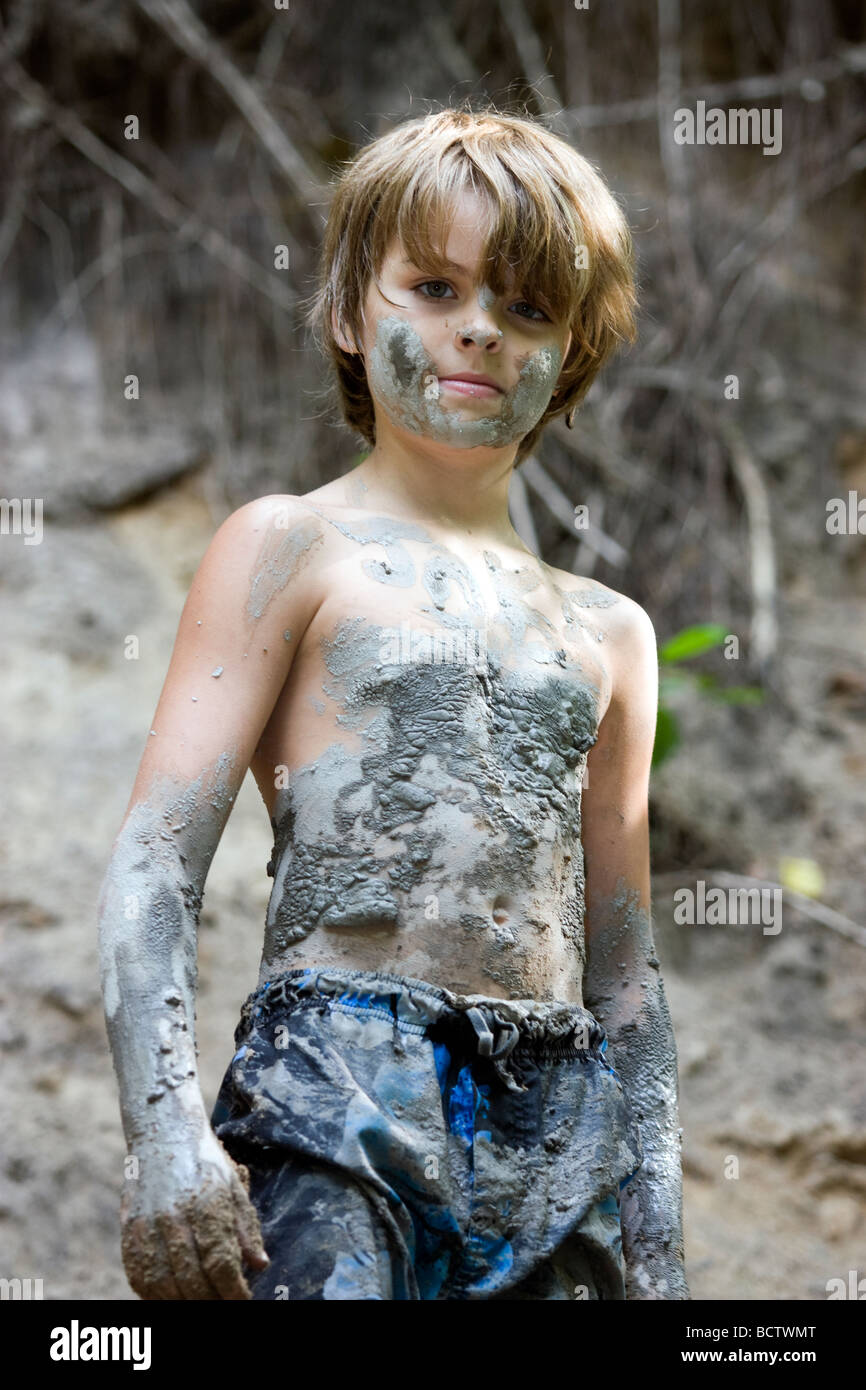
97;495;324;1299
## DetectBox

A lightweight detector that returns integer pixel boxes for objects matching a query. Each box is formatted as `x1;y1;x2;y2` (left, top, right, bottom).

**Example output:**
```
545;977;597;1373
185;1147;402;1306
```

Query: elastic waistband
237;967;609;1094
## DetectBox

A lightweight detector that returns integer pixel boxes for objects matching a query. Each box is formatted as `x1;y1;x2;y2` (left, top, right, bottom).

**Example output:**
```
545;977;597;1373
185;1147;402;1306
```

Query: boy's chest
281;520;613;764
300;516;613;698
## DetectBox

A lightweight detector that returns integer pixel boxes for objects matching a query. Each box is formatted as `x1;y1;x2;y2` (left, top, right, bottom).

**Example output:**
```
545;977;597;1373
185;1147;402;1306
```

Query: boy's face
337;188;573;453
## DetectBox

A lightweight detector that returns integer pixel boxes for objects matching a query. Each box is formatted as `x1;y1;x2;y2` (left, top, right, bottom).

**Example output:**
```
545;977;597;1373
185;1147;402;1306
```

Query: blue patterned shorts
211;967;643;1300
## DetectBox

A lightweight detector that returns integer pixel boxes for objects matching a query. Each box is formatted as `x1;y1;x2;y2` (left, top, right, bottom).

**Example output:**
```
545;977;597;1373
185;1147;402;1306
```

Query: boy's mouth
436;372;504;398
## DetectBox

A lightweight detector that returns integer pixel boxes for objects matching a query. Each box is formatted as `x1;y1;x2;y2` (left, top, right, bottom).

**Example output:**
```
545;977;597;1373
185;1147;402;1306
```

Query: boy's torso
248;489;622;1004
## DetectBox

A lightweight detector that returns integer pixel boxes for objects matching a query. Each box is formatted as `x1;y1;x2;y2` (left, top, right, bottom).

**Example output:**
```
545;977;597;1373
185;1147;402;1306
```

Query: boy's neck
350;437;523;544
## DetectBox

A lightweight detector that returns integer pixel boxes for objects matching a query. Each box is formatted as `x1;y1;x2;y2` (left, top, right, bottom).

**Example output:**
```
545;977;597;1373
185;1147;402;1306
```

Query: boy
98;106;689;1300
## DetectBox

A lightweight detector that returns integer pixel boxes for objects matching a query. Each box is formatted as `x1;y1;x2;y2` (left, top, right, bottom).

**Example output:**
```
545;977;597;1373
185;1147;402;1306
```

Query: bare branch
508;465;541;555
495;0;564;115
0;0;45;71
134;0;325;210
35;232;170;335
570;488;606;577
0;51;295;313
656;0;711;333
702;410;778;679
521;455;627;566
562;43;866;129
549;416;645;492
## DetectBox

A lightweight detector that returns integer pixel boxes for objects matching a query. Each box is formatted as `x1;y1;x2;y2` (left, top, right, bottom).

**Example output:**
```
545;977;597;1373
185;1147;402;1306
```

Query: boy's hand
626;1254;690;1301
120;1127;269;1299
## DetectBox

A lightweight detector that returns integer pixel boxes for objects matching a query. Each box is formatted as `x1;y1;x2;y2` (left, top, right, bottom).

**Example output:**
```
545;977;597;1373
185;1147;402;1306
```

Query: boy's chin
406;430;520;458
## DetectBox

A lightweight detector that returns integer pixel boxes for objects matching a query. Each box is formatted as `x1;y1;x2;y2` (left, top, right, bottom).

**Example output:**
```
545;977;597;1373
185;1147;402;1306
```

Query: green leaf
658;674;692;699
711;685;765;705
652;707;680;767
659;624;729;664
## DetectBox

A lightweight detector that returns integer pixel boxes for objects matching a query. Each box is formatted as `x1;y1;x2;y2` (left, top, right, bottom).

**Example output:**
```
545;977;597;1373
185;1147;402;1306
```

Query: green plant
652;623;765;767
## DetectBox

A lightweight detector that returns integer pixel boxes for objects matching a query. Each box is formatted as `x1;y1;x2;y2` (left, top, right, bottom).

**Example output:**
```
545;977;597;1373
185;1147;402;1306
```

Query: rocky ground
1;329;864;1301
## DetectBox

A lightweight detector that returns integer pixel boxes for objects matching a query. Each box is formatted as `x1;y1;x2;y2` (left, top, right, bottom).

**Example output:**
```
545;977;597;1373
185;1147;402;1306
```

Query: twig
0;51;296;313
134;0;324;211
508;465;541;555
618;365;719;397
549;416;644;492
521;455;627;566
656;0;707;327
695;406;778;678
707;137;866;358
603;366;779;650
0;0;43;71
495;0;564;116
34;232;169;335
570;488;605;577
0;125;57;275
562;44;866;129
425;13;480;88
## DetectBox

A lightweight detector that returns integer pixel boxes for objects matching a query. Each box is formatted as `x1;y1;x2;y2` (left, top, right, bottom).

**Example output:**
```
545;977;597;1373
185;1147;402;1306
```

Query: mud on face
367;316;562;449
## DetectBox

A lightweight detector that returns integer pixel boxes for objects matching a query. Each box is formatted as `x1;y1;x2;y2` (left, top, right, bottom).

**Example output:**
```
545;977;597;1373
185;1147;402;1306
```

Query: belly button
492;893;511;925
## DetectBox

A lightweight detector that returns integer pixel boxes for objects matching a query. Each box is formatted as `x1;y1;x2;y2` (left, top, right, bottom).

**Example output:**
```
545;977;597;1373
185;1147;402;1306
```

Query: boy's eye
416;280;456;301
512;300;549;323
415;280;549;322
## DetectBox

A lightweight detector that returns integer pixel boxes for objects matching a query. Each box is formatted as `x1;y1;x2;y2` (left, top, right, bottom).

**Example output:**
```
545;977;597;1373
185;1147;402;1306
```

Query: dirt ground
1;354;864;1300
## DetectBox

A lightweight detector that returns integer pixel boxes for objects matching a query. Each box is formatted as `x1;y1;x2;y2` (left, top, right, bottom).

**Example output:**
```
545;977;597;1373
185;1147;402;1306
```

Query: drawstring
241;972;603;1093
389;992;406;1055
464;1006;495;1056
464;1006;525;1093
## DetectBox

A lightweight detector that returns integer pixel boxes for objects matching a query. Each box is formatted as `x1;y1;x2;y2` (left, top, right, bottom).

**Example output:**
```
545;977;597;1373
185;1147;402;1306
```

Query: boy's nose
454;323;504;348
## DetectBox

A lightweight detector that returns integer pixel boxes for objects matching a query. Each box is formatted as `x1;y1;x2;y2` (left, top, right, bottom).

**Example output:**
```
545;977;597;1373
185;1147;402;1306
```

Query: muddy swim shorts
211;967;643;1300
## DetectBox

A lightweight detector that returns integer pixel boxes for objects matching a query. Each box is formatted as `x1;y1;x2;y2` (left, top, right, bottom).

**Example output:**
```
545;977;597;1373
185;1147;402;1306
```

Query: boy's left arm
581;598;689;1301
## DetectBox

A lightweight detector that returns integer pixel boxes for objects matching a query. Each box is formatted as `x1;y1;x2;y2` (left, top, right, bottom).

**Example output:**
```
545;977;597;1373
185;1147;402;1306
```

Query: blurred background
1;0;865;1299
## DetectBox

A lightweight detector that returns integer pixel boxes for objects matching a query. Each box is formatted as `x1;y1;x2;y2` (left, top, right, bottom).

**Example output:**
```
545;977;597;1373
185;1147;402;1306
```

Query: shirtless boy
98;106;689;1300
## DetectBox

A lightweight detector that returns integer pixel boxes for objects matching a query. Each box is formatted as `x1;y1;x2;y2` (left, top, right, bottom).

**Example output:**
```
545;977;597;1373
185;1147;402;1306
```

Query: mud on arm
98;764;237;1161
583;884;688;1299
580;598;688;1300
97;495;323;1297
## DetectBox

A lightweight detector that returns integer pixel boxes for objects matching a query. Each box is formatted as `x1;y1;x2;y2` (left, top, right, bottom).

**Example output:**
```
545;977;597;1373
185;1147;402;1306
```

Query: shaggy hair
303;102;637;465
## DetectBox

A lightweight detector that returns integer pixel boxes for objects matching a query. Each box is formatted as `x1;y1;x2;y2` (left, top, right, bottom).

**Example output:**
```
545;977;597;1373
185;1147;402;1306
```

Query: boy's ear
331;305;359;356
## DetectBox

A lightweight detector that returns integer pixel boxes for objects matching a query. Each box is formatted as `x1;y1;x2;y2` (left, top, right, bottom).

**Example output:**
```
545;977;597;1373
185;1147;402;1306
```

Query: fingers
121;1213;182;1301
123;1193;251;1300
188;1185;254;1300
155;1211;222;1300
232;1158;251;1196
230;1176;270;1271
120;1159;264;1300
223;1153;269;1270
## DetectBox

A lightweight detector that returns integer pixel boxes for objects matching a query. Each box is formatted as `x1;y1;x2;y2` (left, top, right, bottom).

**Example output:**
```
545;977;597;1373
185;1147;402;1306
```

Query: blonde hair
304;102;637;464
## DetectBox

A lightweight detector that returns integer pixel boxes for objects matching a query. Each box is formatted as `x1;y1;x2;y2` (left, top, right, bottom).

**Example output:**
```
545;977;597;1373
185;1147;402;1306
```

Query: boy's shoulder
203;494;334;597
543;563;657;644
226;490;381;533
227;492;323;525
213;492;337;550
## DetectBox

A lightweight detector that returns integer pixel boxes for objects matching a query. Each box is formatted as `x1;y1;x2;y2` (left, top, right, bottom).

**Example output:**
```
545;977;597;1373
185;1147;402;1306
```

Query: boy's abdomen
258;642;597;1003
